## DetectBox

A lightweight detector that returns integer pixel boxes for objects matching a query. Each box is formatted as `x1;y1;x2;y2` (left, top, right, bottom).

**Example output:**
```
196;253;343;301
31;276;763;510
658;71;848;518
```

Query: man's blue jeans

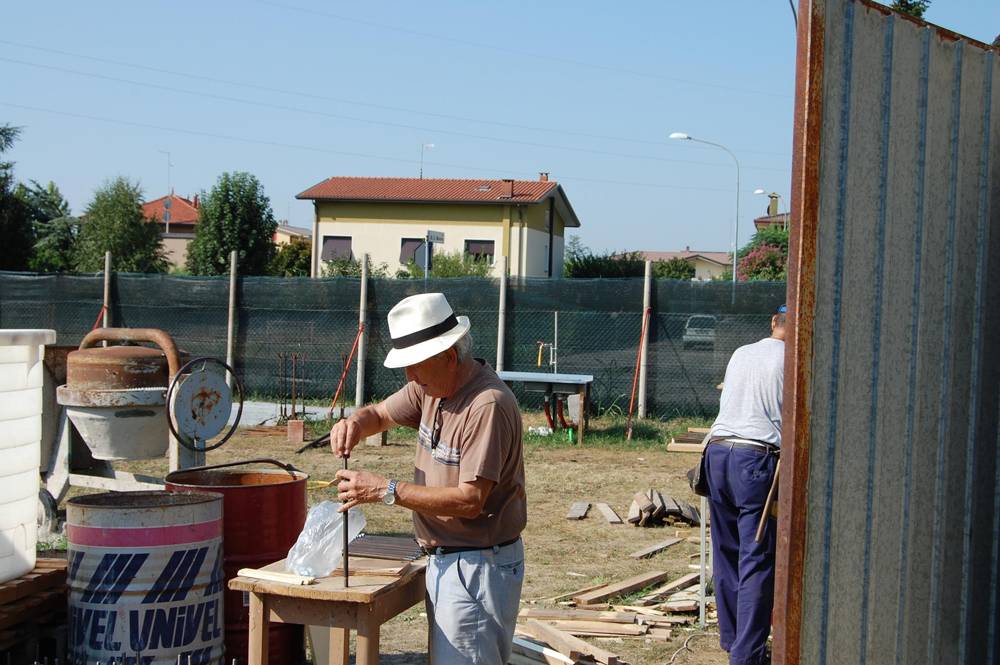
705;442;778;665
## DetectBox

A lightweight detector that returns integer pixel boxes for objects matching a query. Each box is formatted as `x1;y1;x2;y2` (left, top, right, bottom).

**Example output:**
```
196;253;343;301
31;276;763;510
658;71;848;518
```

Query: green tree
890;0;930;18
652;257;695;280
269;237;313;277
186;172;278;275
16;180;76;272
403;250;491;278
564;249;645;278
0;125;34;271
565;234;587;261
734;225;789;281
74;177;168;273
31;216;78;272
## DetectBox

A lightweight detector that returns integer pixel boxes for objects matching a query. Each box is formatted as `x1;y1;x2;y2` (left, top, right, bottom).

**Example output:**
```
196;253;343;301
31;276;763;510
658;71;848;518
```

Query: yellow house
641;249;732;281
296;175;581;278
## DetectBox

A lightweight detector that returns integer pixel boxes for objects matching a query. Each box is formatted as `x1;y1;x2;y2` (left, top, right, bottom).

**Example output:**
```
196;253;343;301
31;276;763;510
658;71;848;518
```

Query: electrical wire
0;56;790;173
0;101;764;194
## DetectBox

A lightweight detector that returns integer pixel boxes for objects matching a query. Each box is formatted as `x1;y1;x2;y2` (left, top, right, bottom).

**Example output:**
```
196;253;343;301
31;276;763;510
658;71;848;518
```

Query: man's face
405;348;460;398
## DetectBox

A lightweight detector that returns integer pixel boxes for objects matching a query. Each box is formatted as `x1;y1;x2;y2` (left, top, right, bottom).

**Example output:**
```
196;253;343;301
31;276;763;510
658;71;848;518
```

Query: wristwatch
382;479;398;506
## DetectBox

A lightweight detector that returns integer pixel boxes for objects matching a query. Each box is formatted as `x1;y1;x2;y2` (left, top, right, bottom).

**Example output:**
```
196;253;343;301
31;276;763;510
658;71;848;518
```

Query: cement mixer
41;328;243;522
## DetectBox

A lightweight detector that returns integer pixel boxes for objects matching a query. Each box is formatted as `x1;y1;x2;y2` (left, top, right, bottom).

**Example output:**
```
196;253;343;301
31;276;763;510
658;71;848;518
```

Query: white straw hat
383;293;470;368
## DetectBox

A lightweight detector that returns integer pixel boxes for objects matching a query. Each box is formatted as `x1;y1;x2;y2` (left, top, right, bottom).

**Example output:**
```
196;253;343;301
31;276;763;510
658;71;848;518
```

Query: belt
422;537;520;557
710;438;780;455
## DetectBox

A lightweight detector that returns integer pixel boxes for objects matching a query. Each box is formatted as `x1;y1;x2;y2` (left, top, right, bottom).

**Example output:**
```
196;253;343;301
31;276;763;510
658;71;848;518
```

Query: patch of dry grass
116;414;728;664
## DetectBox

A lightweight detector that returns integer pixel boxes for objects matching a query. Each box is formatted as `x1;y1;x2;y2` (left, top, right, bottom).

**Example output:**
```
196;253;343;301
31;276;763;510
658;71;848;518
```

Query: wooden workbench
229;558;426;665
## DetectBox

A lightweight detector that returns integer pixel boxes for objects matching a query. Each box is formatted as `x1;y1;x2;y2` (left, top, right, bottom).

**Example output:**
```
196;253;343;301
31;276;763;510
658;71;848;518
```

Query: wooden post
102;251;111;347
355;254;369;408
226;250;238;388
248;592;270;665
638;260;652;418
496;255;508;371
329;626;350;665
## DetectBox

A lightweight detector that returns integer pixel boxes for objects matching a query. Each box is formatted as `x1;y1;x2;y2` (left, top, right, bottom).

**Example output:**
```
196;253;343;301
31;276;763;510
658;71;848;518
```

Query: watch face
383;492;396;506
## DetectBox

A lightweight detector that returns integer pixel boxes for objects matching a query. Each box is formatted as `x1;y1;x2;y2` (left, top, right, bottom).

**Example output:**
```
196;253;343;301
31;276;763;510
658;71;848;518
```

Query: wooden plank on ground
688;427;710;434
626;500;641;524
525;620;622;665
633;492;654;514
627;538;682;560
666;442;705;453
641;572;700;600
566;501;591;520
573;570;671;606
594;503;623;524
511;636;576;665
659;492;683;516
648;627;673;641
545;620;646;637
546;581;608;603
678;502;701;526
521;608;637;624
649;490;666;520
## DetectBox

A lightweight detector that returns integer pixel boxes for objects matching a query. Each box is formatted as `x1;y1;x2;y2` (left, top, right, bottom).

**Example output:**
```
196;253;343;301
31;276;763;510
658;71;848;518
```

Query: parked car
682;315;717;349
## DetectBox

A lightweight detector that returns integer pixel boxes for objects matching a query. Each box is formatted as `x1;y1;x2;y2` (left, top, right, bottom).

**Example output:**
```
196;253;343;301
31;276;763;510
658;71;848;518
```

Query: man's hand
335;469;388;511
330;417;363;458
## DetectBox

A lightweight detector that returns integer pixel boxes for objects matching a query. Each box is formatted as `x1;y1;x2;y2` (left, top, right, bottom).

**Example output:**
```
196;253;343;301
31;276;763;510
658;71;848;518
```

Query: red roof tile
641;250;731;265
296;176;558;204
142;194;200;225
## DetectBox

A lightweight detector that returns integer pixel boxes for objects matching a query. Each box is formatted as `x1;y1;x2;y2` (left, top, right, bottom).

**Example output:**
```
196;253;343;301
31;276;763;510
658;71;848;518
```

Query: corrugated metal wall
780;1;1000;663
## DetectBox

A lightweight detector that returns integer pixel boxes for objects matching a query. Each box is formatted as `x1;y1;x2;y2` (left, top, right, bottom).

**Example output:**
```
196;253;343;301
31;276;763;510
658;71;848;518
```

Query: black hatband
391;314;459;349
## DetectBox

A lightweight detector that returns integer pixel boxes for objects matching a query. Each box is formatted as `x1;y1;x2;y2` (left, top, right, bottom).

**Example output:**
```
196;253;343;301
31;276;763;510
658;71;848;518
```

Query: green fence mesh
0;271;786;419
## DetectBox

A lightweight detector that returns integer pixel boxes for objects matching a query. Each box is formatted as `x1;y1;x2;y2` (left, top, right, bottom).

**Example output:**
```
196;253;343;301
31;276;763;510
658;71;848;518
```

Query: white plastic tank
0;329;56;583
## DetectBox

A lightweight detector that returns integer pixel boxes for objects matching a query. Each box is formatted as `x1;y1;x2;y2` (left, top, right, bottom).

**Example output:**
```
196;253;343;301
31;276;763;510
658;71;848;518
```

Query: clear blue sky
4;1;998;254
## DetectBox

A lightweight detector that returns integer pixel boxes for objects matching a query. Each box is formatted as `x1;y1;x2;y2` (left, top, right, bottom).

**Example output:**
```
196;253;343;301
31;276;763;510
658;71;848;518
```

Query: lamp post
419;143;435;179
670;132;741;303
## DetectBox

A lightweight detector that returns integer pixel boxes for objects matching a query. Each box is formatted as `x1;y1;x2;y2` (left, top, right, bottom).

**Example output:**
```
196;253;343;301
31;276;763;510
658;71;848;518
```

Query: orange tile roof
296;176;558;204
641;250;731;265
142;194;200;225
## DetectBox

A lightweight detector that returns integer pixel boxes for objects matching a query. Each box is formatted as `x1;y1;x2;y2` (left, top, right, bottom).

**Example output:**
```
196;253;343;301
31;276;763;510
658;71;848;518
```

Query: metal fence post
226;250;238;388
496;256;507;371
638;260;651;419
355;254;369;407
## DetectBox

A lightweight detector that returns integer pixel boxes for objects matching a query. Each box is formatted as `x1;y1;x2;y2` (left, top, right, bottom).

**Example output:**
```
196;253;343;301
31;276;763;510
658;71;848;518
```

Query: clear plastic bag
286;501;366;577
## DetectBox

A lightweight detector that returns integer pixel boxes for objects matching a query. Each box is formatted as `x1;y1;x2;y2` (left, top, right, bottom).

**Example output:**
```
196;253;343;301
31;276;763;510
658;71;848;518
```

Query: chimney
685;245;690;252
768;193;779;216
501;178;514;199
539;172;549;182
193;194;200;208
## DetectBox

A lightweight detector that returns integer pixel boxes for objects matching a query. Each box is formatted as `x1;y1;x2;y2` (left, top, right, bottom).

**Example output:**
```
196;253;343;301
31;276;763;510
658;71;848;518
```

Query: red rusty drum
166;459;308;665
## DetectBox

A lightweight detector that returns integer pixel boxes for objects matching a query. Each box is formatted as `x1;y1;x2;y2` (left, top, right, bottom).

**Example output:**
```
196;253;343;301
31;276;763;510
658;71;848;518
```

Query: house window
321;236;352;261
464;239;495;263
400;238;424;264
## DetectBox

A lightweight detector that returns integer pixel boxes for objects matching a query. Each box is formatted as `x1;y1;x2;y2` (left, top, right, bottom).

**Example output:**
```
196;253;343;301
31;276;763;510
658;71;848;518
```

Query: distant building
640;248;732;281
753;212;790;231
296;174;581;278
274;224;312;245
141;193;200;268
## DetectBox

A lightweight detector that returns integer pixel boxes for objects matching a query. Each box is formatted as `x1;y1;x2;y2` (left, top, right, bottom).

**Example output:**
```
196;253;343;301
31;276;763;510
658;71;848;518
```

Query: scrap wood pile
567;492;700;529
0;559;67;661
513;571;716;664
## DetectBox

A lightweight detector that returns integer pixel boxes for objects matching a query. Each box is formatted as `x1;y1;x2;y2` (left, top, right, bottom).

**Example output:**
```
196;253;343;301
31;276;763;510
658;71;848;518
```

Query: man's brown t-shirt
381;360;526;548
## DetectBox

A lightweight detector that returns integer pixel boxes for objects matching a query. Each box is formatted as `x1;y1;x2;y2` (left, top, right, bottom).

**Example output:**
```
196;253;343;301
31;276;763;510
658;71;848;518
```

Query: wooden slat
573;570;671;606
594;503;623;524
632;492;654;514
520;608;637;624
0;562;68;606
628;538;682;560
511;636;576;665
525;620;622;665
566;501;591;520
544;581;608;604
545;620;647;637
626;500;641;524
649;490;666;520
641;572;700;601
666;442;705;453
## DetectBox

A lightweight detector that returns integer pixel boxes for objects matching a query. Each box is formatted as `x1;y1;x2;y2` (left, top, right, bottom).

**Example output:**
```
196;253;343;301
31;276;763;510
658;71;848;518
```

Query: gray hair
452;332;474;361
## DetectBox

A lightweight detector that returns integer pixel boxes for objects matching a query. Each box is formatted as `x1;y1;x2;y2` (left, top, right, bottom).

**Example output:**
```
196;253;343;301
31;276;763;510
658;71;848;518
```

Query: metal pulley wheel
167;357;244;452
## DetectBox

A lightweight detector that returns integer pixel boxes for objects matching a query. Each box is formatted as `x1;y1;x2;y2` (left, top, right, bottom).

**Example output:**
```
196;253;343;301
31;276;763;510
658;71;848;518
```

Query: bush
652;257;695;280
403;250;492;278
737;243;786;281
564;250;645;278
270;238;312;277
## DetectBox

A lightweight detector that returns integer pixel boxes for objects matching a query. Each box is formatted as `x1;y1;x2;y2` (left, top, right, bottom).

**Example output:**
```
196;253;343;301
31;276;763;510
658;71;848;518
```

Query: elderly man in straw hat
331;292;526;665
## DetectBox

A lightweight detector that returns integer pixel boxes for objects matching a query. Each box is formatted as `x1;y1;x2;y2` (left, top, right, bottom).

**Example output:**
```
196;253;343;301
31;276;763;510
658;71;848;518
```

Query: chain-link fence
0;271;786;419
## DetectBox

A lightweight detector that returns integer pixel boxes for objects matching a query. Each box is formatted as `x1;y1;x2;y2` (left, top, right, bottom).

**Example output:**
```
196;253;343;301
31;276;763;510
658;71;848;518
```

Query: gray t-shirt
709;337;785;446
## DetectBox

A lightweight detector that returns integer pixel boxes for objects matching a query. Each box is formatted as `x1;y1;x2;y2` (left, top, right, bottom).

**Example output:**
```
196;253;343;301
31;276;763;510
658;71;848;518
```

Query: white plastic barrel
67;491;225;665
0;329;56;584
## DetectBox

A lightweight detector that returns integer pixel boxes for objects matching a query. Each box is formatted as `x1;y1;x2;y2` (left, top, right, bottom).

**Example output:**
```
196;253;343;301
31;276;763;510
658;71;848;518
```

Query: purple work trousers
705;441;778;665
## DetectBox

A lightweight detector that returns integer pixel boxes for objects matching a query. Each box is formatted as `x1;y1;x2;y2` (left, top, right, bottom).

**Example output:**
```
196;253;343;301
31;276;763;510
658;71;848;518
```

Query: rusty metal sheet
778;1;1000;664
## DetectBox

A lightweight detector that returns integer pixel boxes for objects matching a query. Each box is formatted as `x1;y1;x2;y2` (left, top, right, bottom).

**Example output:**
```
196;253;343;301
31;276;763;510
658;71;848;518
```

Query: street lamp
419;143;435;179
670;132;741;303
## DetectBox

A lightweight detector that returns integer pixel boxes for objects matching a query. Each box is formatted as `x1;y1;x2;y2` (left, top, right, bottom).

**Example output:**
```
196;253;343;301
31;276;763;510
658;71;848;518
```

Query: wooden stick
236;568;315;585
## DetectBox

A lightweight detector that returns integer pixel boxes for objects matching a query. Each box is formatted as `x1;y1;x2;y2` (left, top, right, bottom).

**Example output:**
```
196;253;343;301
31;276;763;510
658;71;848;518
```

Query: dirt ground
118;414;729;665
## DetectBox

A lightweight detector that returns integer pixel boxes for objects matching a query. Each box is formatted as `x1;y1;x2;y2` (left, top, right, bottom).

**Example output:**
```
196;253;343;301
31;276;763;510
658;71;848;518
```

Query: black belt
423;537;520;556
710;438;780;455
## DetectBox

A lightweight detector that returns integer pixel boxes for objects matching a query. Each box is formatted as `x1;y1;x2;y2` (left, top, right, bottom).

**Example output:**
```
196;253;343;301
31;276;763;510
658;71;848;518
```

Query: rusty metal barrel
166;459;308;665
67;490;225;665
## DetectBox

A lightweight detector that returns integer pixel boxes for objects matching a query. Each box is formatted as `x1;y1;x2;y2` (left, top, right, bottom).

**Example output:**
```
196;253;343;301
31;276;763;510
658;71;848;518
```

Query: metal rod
290;352;297;419
552;311;559;373
343;453;350;587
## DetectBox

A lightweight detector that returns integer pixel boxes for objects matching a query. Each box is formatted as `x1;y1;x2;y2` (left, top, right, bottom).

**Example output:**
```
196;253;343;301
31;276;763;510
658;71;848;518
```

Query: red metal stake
625;306;652;440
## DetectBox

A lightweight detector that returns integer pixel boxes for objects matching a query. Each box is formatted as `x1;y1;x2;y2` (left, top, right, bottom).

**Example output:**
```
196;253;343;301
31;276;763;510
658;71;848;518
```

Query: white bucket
0;329;56;584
